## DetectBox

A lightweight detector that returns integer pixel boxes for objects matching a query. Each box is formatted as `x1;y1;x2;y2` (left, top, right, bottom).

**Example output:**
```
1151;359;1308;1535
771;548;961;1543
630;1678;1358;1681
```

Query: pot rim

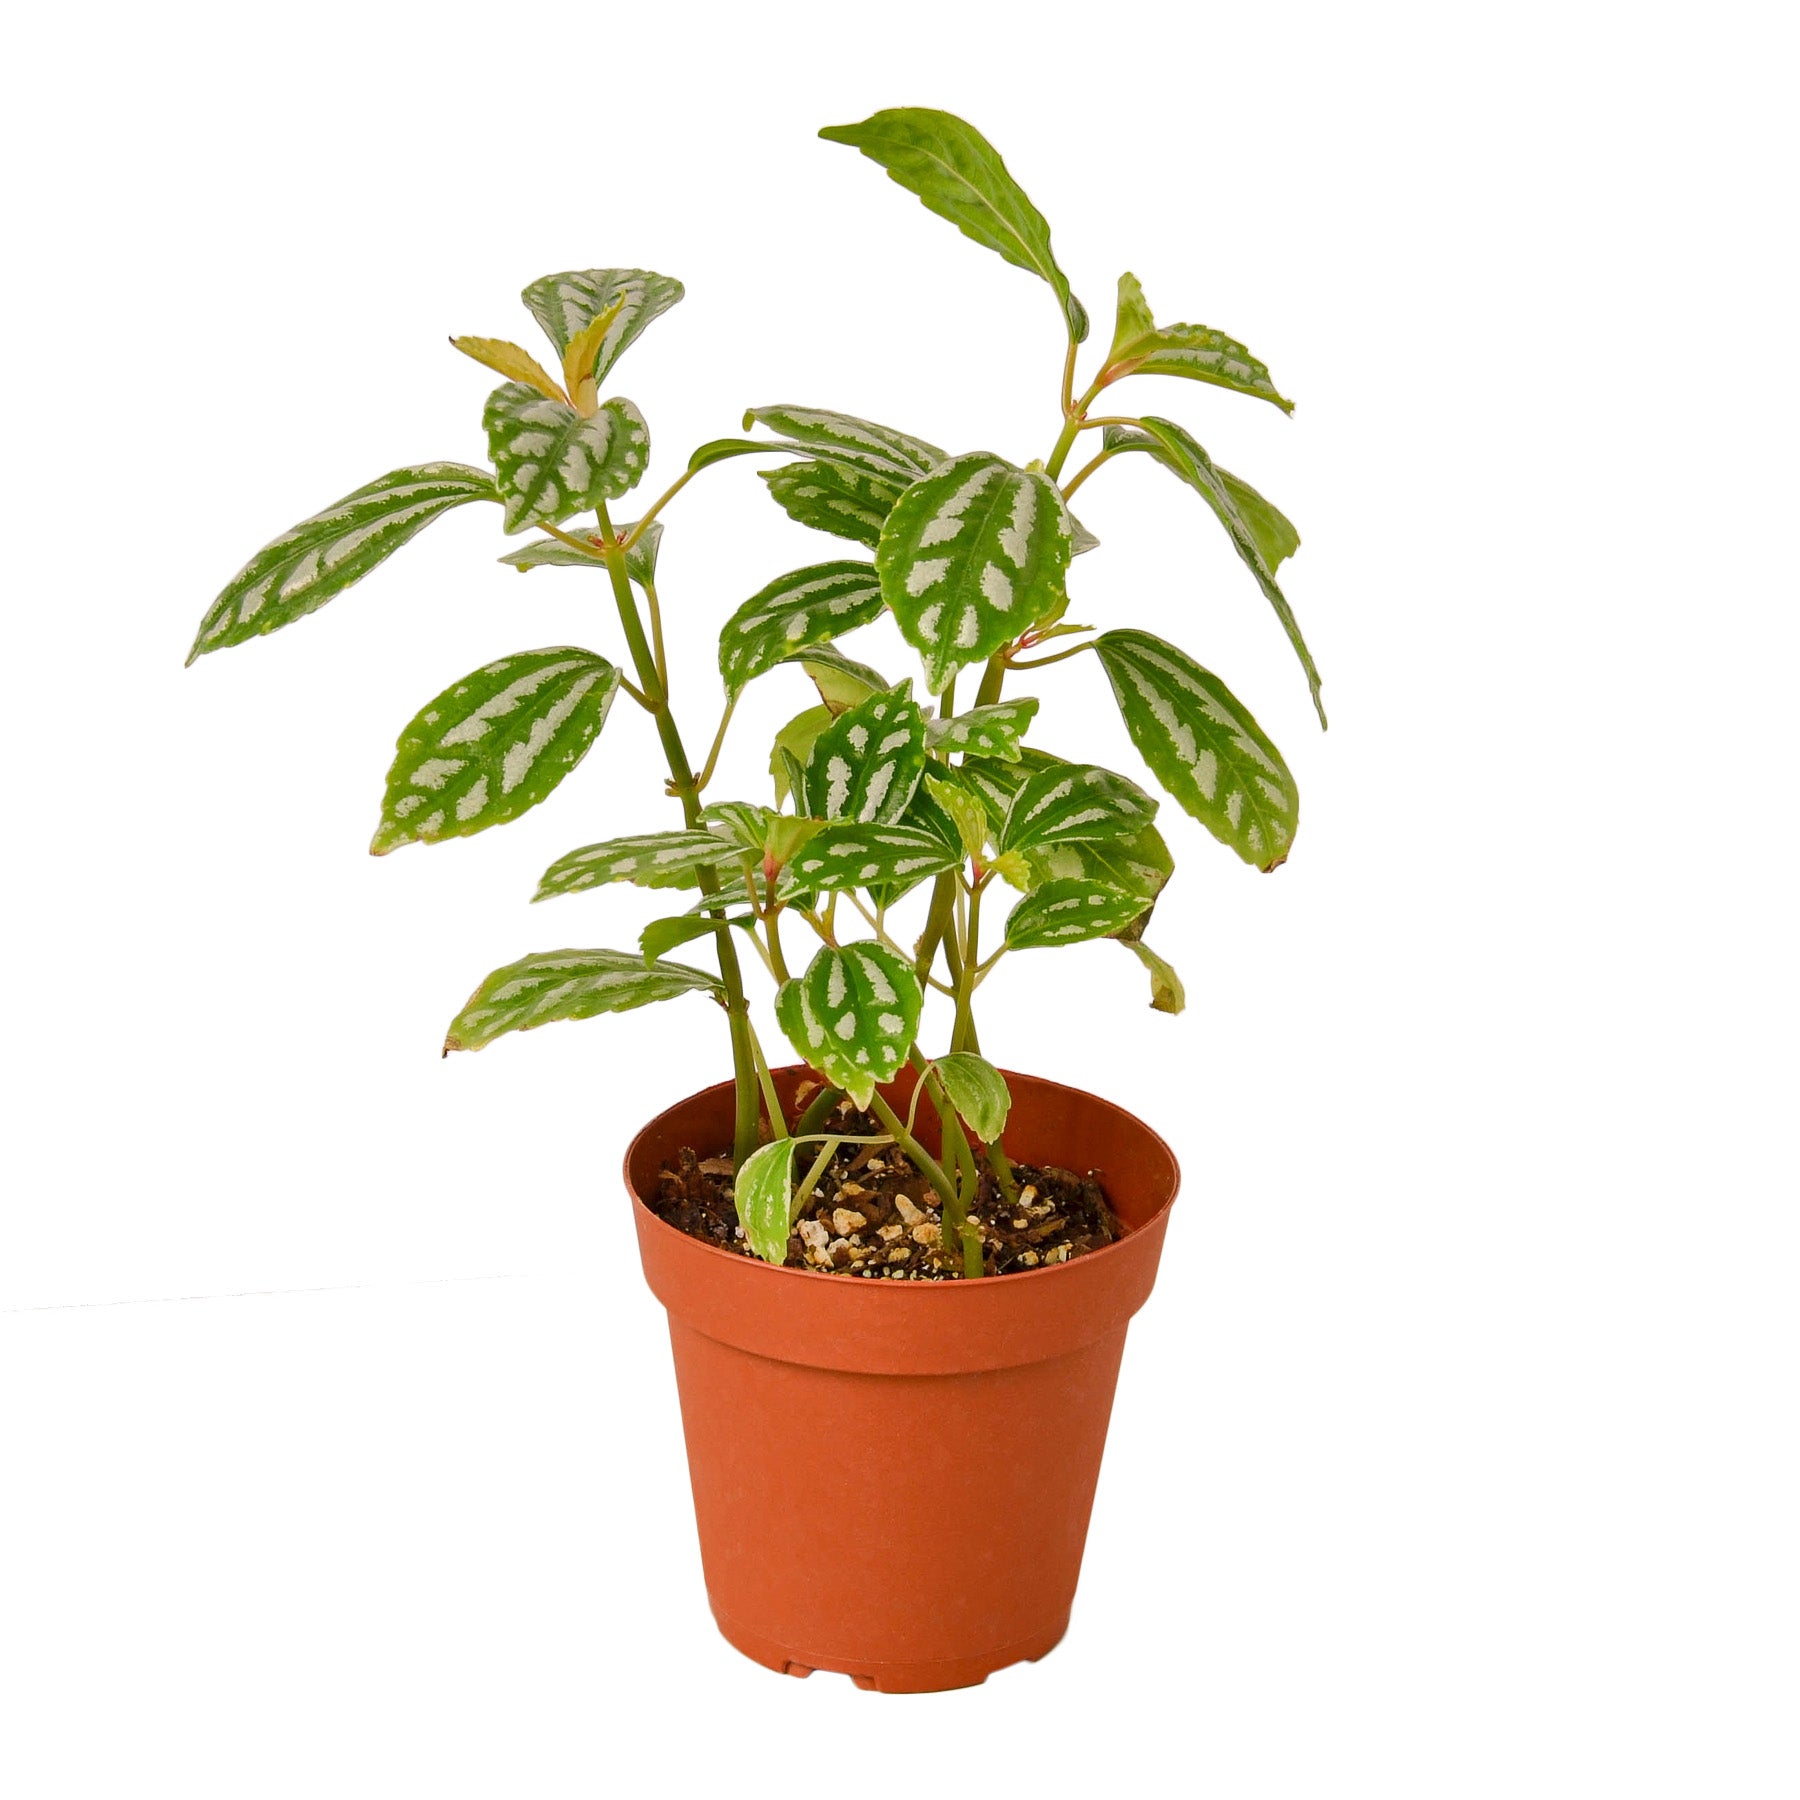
623;1063;1180;1298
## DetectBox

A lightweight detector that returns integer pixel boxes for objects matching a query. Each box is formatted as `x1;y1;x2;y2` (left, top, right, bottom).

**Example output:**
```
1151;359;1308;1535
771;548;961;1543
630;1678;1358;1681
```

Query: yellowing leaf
449;336;565;402
561;295;629;417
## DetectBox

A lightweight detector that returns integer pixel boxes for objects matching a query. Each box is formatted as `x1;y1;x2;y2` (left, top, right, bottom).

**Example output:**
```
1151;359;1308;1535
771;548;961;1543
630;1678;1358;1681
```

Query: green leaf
742;405;943;477
798;682;928;823
996;761;1159;857
533;828;743;900
484;385;649;533
520;268;685;388
735;1138;799;1267
371;649;621;855
187;464;498;663
1103;423;1299;573
1094;629;1298;871
1123;939;1186;1014
782;822;960;895
699;800;777;857
761;457;909;547
1104;273;1293;413
1024;823;1173;900
444;948;717;1053
820;109;1088;342
932;1053;1012;1143
925;698;1039;760
718;562;885;698
497;516;664;587
775;941;923;1108
1136;416;1325;726
770;705;835;805
639;912;756;965
1004;879;1150;950
787;644;892;713
925;773;988;863
685;436;803;473
875;454;1074;694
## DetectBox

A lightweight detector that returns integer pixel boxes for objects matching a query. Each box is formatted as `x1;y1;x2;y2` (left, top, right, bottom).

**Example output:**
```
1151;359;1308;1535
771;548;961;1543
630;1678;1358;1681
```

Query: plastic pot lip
623;1064;1180;1298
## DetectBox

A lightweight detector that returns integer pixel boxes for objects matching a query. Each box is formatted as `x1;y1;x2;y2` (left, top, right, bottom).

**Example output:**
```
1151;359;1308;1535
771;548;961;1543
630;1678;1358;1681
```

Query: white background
3;2;1794;1794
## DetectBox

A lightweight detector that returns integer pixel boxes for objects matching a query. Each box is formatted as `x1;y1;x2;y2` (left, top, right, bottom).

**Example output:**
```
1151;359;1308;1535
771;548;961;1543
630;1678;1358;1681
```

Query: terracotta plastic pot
626;1064;1179;1693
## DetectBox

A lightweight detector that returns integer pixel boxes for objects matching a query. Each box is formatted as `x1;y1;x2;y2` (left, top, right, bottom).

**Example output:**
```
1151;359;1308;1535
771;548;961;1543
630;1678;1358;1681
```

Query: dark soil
650;1102;1125;1280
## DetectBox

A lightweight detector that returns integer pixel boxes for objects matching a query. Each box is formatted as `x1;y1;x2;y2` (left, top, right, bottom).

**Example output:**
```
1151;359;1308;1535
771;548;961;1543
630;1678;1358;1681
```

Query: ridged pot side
627;1066;1180;1693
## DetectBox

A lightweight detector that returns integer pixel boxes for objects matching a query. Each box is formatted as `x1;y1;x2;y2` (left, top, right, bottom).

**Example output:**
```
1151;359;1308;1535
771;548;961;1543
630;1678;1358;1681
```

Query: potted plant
188;106;1322;1692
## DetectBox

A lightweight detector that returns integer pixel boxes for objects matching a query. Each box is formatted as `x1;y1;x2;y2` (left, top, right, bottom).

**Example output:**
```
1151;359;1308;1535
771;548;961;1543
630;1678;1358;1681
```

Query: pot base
711;1602;1069;1693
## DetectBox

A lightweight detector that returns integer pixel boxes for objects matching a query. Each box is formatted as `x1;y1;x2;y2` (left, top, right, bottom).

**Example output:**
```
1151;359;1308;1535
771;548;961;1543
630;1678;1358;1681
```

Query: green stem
792;1137;840;1215
908;1048;985;1279
1006;639;1096;671
951;879;983;1055
746;1021;788;1141
986;1140;1018;1206
792;1083;845;1140
868;1091;959;1214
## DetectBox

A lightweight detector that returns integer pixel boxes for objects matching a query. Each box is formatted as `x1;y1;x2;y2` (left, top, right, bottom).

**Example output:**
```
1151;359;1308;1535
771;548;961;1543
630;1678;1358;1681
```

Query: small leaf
372;649;620;854
1094;629;1298;871
774;941;923;1108
1103;423;1299;573
640;912;756;964
925;698;1039;760
787;644;892;713
996;761;1159;857
483;385;649;533
1104;273;1293;413
445;948;717;1052
735;1138;798;1266
521;267;684;388
798;682;928;823
561;294;629;408
686;436;805;473
699;800;776;857
782;822;960;895
820;109;1088;342
925;773;988;863
534;828;744;899
718;562;885;698
1004;879;1150;950
1123;939;1185;1014
450;336;564;401
876;453;1074;694
743;405;943;477
770;705;835;805
932;1053;1012;1142
762;457;909;547
187;464;498;663
497;516;664;587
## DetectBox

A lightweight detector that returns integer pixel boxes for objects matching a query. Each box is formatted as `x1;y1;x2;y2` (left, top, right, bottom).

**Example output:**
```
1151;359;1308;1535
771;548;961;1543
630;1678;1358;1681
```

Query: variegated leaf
775;942;923;1109
533;829;743;900
1004;879;1150;950
798;683;928;824
932;1053;1012;1142
484;385;649;533
743;405;943;477
735;1138;798;1266
1103;423;1299;573
875;454;1074;694
924;773;989;862
786;644;892;713
444;948;717;1053
782;822;960;895
450;336;564;401
698;800;780;859
1024;826;1173;900
925;698;1039;760
1103;273;1293;413
497;517;664;587
187;464;498;663
521;268;685;388
372;649;620;855
1094;629;1298;871
762;456;909;547
718;562;885;697
1123;939;1186;1015
820;109;1088;342
1136;416;1324;726
995;761;1159;857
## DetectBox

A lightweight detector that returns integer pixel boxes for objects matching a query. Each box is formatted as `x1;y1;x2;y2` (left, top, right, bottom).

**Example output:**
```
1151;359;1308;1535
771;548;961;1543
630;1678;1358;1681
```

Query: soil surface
650;1101;1125;1280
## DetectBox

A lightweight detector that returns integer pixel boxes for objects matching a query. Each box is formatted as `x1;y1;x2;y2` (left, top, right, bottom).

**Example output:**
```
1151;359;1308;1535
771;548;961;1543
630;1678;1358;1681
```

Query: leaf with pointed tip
718;562;885;697
533;828;743;899
876;454;1073;693
699;800;776;857
742;405;943;477
820;109;1088;342
444;948;717;1053
782;822;960;896
450;336;564;401
786;644;892;713
1104;274;1293;413
1094;629;1298;870
1123;939;1186;1014
771;705;834;806
561;295;628;407
924;773;988;862
925;698;1039;760
1135;416;1324;725
761;457;910;547
1004;879;1150;950
735;1138;799;1266
685;436;804;473
520;268;684;387
640;912;757;965
483;385;649;533
371;649;620;854
497;517;664;587
1103;424;1298;573
798;683;928;823
775;941;923;1108
932;1053;1012;1143
187;464;499;663
996;761;1158;857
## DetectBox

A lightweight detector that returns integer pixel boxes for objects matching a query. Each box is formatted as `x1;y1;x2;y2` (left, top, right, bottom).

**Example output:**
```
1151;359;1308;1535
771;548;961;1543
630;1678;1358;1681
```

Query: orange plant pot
626;1065;1180;1693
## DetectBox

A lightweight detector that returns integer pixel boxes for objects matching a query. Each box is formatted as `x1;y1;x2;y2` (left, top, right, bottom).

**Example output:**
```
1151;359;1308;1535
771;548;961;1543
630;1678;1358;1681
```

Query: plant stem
1059;446;1119;499
986;1140;1018;1205
692;696;736;794
951;879;984;1054
1006;639;1096;671
907;1047;986;1279
792;1137;841;1215
792;1083;845;1140
765;905;792;983
868;1091;958;1214
746;1021;787;1141
973;650;1009;709
643;579;670;695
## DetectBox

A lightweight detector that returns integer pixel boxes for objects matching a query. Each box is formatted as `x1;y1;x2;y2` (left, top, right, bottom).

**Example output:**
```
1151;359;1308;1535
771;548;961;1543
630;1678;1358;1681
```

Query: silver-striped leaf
735;1138;799;1266
797;683;928;824
444;948;718;1053
1103;422;1299;573
1004;879;1150;950
781;822;961;895
875;454;1074;694
786;644;892;714
372;649;620;855
1094;629;1298;871
483;384;649;533
520;268;684;388
995;761;1159;857
1104;274;1294;413
762;457;909;547
498;517;664;586
187;464;499;663
925;698;1039;760
533;829;744;900
932;1053;1012;1143
717;562;885;697
742;405;943;478
774;941;923;1109
820;109;1088;342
